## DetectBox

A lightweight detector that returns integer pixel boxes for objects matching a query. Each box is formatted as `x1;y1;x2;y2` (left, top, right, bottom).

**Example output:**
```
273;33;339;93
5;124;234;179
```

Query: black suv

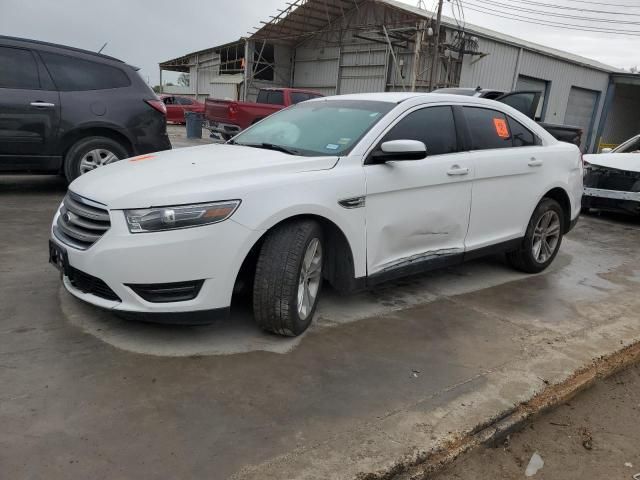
0;36;171;182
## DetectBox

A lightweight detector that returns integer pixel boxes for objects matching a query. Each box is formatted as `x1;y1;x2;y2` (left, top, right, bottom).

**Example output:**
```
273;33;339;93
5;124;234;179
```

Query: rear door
364;105;473;276
0;45;60;169
495;91;541;120
461;106;547;250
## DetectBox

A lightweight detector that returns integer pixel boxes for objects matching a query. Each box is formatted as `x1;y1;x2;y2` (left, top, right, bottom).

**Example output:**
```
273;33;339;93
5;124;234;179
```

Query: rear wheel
63;136;128;182
506;198;564;273
253;220;324;336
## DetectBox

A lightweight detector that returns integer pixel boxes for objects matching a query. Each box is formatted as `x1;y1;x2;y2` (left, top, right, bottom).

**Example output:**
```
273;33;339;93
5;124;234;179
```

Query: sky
1;0;639;86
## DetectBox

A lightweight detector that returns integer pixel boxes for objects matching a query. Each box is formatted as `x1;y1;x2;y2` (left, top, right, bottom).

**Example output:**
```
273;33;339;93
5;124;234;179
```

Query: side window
39;52;130;91
177;97;193;105
508;116;538;147
256;90;269;103
463;107;512;150
291;92;310;104
267;90;285;105
0;46;40;89
381;106;457;156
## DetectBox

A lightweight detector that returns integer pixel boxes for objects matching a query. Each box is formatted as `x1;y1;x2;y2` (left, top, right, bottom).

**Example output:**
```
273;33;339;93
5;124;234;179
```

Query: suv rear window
0;46;40;89
463;107;512;150
39;51;130;91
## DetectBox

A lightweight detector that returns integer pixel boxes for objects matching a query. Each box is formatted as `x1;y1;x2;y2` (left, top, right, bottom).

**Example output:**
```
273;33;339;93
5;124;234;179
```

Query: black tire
506;198;565;274
253;220;324;336
63;136;129;183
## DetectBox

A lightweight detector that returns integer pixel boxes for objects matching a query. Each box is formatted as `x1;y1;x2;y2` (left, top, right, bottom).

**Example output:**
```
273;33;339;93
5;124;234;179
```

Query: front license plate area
49;240;69;275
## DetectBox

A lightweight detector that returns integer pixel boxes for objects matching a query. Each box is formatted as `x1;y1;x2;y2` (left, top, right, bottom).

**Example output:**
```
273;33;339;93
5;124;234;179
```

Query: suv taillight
146;99;167;116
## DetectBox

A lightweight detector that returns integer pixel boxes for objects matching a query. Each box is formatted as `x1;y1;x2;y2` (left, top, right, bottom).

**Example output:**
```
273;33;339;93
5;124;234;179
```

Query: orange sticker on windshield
493;118;510;139
129;154;156;162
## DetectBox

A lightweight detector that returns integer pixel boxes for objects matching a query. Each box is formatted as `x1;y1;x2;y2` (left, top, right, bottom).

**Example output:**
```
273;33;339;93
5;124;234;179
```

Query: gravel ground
434;362;640;480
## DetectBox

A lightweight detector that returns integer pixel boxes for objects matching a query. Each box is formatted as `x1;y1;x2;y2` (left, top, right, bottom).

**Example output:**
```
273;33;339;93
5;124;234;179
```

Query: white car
49;93;583;336
583;134;640;215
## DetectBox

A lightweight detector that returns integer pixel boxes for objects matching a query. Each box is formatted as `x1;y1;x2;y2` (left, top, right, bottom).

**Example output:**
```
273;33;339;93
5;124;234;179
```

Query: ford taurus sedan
50;93;583;336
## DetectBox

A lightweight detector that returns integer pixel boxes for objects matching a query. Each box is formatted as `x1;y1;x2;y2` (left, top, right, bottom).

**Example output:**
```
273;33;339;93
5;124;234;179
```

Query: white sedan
50;93;583;336
583;134;640;215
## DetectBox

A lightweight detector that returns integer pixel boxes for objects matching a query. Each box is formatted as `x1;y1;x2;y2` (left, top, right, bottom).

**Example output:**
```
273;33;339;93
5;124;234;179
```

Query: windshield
613;135;640;153
230;100;394;157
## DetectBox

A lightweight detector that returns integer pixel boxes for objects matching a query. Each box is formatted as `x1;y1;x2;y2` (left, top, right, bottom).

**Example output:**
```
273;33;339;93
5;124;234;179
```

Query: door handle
447;165;470;176
30;102;55;108
528;158;543;167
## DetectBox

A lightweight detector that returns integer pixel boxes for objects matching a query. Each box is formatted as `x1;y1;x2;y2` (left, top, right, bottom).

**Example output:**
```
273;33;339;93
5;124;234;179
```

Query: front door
364;105;473;277
0;45;60;169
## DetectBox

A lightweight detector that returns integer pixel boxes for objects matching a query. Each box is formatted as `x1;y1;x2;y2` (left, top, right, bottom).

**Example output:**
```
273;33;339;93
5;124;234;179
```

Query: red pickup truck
204;87;323;140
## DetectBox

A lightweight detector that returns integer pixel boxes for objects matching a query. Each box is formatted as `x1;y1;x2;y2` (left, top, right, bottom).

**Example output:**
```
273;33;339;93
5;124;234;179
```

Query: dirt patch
365;341;640;480
433;361;640;480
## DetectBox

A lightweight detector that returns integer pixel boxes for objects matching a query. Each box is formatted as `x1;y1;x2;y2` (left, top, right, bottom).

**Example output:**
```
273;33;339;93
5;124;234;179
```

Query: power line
545;0;640;8
481;0;640;16
459;3;640;35
467;0;640;25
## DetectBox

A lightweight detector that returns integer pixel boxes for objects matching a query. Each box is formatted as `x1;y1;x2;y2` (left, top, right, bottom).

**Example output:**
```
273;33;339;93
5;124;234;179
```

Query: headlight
124;200;240;233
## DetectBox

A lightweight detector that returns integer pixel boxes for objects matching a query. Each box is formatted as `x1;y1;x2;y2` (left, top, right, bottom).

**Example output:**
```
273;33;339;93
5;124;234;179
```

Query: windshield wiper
234;142;299;155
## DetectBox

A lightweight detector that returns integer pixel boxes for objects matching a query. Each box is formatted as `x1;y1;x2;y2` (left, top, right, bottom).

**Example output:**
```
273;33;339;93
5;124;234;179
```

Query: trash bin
185;111;203;139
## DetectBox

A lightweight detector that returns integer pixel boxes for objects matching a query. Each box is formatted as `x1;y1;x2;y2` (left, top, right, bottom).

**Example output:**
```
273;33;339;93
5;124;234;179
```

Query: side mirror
370;140;427;164
600;147;612;154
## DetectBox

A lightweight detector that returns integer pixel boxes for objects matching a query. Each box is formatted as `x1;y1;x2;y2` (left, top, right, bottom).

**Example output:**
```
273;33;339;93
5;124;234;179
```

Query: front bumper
582;187;640;215
51;206;260;323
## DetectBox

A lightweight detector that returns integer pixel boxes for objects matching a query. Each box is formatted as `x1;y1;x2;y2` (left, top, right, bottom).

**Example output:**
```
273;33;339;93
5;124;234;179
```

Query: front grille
584;166;640;192
127;280;204;303
67;266;121;302
54;193;110;250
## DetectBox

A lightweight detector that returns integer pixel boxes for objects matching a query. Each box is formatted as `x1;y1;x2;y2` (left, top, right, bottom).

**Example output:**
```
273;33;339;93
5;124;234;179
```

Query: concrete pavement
1;170;639;479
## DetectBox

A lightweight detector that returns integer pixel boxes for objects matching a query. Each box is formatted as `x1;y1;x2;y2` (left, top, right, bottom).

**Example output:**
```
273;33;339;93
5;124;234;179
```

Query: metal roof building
160;0;638;152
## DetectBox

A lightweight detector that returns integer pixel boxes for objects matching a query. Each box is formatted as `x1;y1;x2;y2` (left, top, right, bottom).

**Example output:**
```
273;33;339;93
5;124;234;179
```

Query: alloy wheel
297;238;322;320
532;210;561;263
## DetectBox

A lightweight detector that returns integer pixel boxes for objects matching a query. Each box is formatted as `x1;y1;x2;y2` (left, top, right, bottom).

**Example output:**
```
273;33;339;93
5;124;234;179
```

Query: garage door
293;47;339;96
565;86;599;150
516;75;548;120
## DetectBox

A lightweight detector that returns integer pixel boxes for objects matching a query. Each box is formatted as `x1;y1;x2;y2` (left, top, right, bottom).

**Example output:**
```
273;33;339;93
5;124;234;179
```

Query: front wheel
506;198;565;273
253;220;324;336
63;136;128;182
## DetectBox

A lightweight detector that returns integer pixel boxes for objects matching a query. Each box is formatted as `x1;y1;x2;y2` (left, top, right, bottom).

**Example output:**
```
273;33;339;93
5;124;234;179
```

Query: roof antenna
97;42;108;54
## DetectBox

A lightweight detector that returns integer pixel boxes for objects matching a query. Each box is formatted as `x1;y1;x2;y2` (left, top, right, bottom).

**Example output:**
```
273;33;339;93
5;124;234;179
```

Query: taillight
145;99;167;116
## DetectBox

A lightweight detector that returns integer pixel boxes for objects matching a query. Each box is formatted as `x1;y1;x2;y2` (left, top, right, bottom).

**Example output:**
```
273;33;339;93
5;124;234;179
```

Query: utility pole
428;0;444;91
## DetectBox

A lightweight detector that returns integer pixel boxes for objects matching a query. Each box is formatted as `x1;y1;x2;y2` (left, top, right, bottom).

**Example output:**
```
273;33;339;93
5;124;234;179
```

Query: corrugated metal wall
459;38;519;92
293;47;340;95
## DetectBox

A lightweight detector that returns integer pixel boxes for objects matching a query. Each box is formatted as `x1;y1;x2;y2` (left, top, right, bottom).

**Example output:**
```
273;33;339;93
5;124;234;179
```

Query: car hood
583;153;640;173
70;144;339;209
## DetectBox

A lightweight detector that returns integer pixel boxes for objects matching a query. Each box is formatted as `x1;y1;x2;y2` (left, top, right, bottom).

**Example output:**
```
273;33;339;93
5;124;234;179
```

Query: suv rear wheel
253;220;324;336
64;136;128;182
507;198;565;273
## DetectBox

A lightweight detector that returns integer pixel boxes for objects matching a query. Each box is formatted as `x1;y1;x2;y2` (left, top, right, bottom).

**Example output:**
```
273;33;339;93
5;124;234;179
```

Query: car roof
0;35;125;64
308;92;508;107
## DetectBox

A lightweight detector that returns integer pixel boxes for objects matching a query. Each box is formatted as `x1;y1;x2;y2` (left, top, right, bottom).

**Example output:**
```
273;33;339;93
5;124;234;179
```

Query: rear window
291;92;310;104
257;90;285;105
0;46;40;89
40;51;130;91
463;107;513;150
176;97;193;105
